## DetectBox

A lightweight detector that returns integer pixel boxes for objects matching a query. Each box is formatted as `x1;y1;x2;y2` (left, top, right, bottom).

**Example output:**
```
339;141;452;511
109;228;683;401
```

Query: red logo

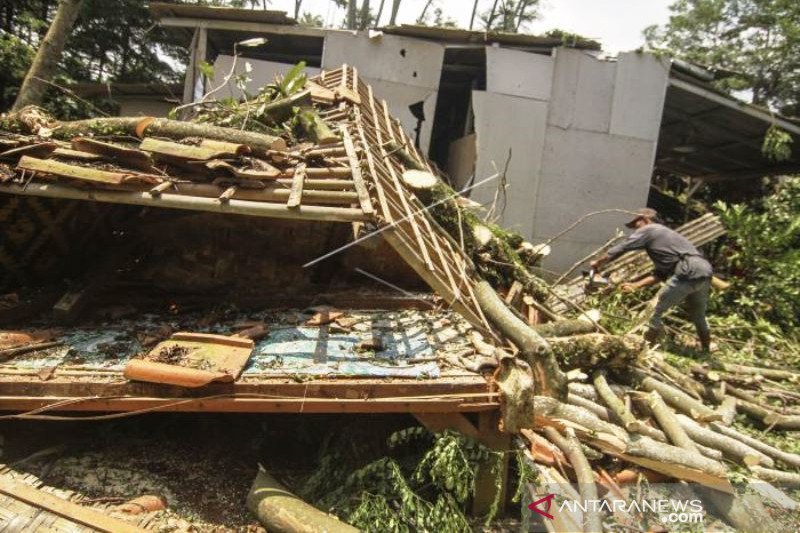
528;494;555;520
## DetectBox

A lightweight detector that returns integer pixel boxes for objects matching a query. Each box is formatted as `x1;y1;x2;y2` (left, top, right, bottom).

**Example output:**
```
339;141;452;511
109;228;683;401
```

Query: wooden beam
339;126;374;215
0;396;499;414
286;163;305;208
0;183;368;223
0;475;146;533
413;412;479;438
472;410;510;517
158;16;333;38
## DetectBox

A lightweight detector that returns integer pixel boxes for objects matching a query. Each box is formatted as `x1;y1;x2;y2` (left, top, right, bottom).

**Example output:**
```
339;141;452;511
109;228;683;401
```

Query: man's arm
620;274;659;293
589;253;611;270
590;228;651;270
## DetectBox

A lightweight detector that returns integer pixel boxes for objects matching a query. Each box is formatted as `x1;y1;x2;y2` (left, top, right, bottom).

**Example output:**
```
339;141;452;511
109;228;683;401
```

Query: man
590;208;713;352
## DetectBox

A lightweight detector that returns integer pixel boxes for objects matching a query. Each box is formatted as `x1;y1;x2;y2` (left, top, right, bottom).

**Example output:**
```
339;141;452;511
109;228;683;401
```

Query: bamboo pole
1;183;367;223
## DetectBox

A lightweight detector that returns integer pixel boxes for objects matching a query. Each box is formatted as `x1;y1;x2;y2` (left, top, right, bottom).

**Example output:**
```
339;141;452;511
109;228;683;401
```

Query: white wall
469;47;670;272
470;91;549;238
533;50;669;271
322;32;445;153
211;55;321;100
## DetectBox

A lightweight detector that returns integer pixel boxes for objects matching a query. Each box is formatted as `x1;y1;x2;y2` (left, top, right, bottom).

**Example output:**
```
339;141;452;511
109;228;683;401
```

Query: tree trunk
469;0;479;30
294;0;302;19
358;0;371;30
532;318;597;338
13;0;83;110
711;423;800;469
417;0;433;23
485;0;500;30
375;0;386;25
646;391;699;452
389;0;401;25
347;0;358;29
594;371;640;432
474;281;567;400
45;116;286;153
630;370;721;422
247;466;359;533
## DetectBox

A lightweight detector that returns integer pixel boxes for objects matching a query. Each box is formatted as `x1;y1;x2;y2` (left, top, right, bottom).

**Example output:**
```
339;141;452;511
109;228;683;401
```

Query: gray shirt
607;223;712;281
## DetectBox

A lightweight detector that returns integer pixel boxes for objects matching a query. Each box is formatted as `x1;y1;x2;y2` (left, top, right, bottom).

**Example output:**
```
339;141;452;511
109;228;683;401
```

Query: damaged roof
658;62;800;181
149;2;297;26
0;66;494;336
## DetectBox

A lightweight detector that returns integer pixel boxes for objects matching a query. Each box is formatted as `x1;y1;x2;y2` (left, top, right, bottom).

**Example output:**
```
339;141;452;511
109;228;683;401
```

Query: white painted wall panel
533;127;655;271
609;52;670;141
469;91;548;238
547;48;581;129
486;47;553;101
572;55;616;133
548;48;616;133
364;78;438;154
322;33;444;89
212;55;320;100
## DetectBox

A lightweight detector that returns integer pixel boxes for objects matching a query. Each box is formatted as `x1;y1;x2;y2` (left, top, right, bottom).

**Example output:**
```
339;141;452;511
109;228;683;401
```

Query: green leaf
198;60;215;81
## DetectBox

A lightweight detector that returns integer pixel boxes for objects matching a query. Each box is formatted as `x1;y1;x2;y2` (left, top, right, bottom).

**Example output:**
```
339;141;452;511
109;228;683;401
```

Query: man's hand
590;254;609;271
620;282;637;293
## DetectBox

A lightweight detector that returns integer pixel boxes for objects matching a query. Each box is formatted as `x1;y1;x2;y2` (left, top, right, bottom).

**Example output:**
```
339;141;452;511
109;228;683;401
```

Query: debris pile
0;63;798;533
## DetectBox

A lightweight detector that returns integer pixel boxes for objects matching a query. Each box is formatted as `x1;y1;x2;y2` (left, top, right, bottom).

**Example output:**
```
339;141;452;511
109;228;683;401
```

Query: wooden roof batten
0;66;496;335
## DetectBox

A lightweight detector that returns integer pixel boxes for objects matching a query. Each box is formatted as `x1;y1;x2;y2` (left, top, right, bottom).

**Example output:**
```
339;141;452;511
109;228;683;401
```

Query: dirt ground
0;413;424;531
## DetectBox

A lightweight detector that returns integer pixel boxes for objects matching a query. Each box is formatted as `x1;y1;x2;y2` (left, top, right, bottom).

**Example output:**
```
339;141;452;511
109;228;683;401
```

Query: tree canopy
645;0;800;116
0;0;187;114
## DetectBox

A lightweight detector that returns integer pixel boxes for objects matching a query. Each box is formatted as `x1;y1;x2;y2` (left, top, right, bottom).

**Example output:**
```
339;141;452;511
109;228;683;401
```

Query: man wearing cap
590;208;713;352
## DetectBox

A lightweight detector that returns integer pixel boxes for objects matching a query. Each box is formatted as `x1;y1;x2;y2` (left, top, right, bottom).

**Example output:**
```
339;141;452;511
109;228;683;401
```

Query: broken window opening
428;47;486;182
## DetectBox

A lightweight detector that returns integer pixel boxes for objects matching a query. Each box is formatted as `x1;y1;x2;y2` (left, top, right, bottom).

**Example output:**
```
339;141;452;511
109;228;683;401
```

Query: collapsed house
146;2;800;273
1;63;800;531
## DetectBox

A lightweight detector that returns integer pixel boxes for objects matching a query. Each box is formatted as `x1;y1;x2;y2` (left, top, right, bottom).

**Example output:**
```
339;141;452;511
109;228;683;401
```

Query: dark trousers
650;276;711;341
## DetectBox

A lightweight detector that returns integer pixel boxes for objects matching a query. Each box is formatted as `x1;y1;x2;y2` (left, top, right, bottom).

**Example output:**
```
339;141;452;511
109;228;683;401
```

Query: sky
266;0;675;54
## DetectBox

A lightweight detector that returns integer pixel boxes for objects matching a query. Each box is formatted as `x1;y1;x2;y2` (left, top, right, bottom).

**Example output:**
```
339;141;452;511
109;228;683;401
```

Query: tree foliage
0;0;189;112
713;178;800;335
645;0;800;116
479;0;540;33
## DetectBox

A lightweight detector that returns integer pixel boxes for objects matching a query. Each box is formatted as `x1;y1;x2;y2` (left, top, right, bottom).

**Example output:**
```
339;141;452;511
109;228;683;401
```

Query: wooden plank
354;110;393;224
369;96;435;272
0;396;499;414
339;126;374;215
472;410;511;517
287;163;306;208
0;475;146;533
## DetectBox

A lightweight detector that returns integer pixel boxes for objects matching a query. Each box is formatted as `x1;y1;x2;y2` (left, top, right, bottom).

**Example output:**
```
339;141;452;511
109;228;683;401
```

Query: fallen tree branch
544;427;603;533
675;414;773;467
475;281;567;400
646;390;699;453
246;465;358;533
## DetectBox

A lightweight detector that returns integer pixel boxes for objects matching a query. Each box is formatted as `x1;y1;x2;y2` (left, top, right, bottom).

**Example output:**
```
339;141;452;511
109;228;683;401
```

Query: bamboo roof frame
0;65;497;336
